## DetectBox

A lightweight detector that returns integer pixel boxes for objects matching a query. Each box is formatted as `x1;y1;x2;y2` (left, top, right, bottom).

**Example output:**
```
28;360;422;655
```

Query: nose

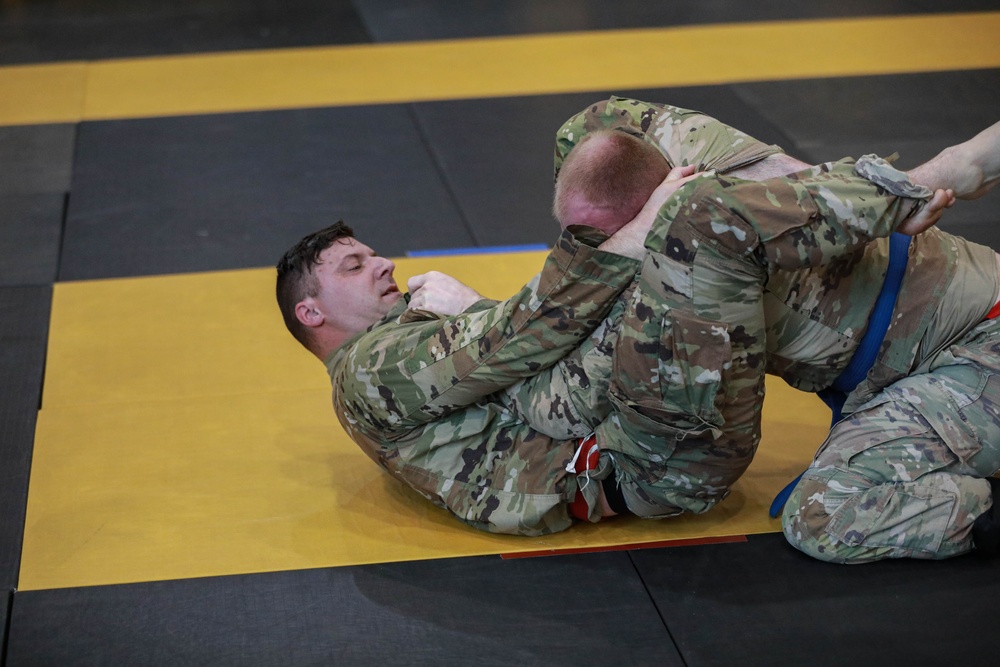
374;256;395;278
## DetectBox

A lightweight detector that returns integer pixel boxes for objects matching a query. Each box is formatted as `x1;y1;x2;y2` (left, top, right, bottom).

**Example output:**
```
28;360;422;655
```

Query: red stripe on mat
500;534;748;559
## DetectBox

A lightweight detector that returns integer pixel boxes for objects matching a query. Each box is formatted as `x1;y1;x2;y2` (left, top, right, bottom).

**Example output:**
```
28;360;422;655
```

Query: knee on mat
780;477;846;563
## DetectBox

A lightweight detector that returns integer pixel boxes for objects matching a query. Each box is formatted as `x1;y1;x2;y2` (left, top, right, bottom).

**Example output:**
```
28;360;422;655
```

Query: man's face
309;237;401;335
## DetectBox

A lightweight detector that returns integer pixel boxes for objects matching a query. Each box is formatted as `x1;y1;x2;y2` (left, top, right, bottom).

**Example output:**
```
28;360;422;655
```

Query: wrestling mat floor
23;250;828;591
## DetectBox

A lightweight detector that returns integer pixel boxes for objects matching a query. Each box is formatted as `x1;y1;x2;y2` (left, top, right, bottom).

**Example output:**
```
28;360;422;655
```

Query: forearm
502;296;623;439
662;158;929;272
339;230;639;431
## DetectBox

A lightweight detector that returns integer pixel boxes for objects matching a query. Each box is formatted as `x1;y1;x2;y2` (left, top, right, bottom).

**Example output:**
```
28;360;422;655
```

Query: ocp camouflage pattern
589;162;931;517
783;318;1000;561
535;99;1000;554
327;229;640;535
327;97;1000;553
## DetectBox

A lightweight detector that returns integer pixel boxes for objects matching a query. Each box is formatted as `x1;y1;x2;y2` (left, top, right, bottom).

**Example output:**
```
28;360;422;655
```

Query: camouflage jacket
499;97;790;440
548;97;998;418
326;230;639;535
554;96;784;179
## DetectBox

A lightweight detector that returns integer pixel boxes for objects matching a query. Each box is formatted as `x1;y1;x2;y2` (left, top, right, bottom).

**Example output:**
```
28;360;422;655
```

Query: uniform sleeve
663;157;931;272
499;287;627;440
331;230;640;435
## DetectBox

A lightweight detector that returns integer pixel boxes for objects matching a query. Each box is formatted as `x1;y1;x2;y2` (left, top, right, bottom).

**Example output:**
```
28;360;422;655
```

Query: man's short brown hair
553;130;670;231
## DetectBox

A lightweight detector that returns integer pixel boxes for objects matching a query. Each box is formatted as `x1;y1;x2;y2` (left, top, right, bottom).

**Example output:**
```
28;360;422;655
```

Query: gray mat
0;194;64;287
8;553;681;666
0;287;50;594
60;106;474;280
734;70;1000;152
0;0;370;65
0;124;74;197
633;533;997;667
355;0;1000;42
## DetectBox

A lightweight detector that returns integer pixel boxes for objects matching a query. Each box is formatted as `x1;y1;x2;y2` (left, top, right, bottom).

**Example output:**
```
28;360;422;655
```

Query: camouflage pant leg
594;191;769;518
783;318;1000;562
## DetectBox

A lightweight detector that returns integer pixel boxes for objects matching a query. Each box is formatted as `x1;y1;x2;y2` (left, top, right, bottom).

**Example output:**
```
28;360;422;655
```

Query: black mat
2;589;10;666
60;106;474;280
354;0;1000;42
8;552;681;666
0;0;370;65
411;86;796;248
0;195;65;287
0;287;50;597
3;0;996;64
735;70;1000;155
632;532;997;666
0;124;74;197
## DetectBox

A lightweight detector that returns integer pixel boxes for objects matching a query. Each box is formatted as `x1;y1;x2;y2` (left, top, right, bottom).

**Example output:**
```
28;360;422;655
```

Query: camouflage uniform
780;278;1000;562
329;98;790;536
329;96;1000;554
327;230;641;536
503;97;789;446
515;98;1000;561
509;154;935;520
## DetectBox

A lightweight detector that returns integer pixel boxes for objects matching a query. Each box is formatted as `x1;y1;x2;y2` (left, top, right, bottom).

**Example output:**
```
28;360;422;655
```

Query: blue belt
768;232;911;518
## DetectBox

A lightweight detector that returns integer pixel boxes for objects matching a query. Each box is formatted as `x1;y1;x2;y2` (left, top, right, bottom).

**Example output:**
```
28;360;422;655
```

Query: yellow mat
21;251;830;591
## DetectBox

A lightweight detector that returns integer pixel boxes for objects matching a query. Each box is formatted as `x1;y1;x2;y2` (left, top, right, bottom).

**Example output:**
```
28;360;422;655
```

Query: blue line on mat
406;244;549;257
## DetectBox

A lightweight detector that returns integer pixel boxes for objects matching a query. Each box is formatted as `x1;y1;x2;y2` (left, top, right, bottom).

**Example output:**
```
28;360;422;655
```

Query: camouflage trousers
782;315;1000;562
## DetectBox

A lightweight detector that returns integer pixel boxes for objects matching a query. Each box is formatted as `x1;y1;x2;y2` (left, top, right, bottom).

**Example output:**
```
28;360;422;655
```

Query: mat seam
627;551;690;667
404;103;483;249
1;588;13;667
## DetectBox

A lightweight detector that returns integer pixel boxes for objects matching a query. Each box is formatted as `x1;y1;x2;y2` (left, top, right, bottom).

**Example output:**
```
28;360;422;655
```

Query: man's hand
599;165;708;260
407;271;485;316
896;188;956;236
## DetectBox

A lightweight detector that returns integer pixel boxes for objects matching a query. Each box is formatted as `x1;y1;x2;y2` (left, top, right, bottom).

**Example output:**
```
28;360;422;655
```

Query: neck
311;329;352;362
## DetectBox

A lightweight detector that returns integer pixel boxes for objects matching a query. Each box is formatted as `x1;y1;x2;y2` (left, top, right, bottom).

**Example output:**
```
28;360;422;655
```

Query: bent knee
781;477;846;563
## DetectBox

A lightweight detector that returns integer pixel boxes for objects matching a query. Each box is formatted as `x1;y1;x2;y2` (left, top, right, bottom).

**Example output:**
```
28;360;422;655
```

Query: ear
294;298;325;329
